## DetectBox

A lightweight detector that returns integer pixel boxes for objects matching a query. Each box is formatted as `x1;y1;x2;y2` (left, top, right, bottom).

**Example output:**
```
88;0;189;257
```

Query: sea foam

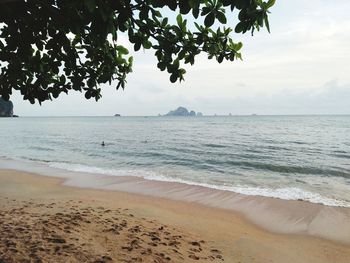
49;161;350;208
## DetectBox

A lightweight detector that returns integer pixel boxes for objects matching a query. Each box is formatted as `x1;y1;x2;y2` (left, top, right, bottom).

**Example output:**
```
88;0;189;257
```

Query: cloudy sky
11;0;350;116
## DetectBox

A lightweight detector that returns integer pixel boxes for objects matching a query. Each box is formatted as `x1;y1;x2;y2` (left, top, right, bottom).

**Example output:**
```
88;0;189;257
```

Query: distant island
164;107;203;117
114;114;121;117
0;97;15;117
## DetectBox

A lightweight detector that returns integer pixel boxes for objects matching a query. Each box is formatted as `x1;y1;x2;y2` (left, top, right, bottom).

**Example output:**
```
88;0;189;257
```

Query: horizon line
3;114;350;118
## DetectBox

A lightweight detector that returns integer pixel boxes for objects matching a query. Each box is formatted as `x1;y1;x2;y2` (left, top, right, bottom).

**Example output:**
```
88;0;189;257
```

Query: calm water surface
1;116;350;206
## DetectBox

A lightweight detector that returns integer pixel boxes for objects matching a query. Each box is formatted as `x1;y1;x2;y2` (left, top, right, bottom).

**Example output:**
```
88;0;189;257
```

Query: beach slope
1;169;350;263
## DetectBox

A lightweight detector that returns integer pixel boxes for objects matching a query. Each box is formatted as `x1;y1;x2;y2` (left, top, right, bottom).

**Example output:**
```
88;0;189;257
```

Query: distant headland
0;97;17;117
163;107;203;117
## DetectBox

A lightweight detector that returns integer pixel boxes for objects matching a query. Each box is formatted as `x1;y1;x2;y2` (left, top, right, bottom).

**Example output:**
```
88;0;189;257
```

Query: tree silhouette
0;0;275;103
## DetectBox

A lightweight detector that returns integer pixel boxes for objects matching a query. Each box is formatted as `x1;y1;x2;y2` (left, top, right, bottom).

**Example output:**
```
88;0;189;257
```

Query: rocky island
164;107;203;117
0;97;14;117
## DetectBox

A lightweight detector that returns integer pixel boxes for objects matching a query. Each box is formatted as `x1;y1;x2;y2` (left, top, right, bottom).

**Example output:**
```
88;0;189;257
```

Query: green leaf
167;0;177;11
218;54;224;63
85;91;91;99
192;7;200;18
235;22;246;33
143;40;152;49
59;75;66;84
216;12;227;24
266;0;276;9
236;53;243;60
179;0;191;14
176;14;183;26
236;42;243;51
134;42;142;51
161;17;168;27
264;15;271;33
170;72;178;83
116;45;129;55
157;62;166;71
204;13;215;27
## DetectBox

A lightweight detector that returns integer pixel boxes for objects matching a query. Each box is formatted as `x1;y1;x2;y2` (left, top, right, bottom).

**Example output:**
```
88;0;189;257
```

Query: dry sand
1;169;350;263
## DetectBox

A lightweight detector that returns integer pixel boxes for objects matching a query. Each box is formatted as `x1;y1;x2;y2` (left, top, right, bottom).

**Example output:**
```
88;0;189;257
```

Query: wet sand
1;169;350;263
1;158;350;245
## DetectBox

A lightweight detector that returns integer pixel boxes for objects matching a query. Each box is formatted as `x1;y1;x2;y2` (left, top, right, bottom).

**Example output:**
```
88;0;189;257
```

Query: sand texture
0;198;223;263
1;169;350;263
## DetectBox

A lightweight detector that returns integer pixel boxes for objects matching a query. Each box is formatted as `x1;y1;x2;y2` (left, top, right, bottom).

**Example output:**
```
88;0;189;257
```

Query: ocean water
1;116;350;207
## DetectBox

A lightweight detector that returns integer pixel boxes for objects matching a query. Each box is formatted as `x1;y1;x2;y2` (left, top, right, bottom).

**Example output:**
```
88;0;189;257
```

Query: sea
1;115;350;207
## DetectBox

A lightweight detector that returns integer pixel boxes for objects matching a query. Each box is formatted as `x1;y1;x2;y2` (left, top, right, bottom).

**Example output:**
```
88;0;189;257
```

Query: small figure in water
101;141;105;147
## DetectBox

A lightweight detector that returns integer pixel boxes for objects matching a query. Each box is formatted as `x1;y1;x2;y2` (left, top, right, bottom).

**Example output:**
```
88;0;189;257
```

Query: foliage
0;0;275;104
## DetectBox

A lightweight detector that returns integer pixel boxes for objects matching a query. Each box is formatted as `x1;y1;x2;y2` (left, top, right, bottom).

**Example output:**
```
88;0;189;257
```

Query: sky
10;0;350;116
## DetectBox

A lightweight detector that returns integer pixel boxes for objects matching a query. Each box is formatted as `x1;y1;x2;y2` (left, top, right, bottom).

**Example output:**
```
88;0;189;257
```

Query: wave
332;154;350;159
204;159;350;178
49;162;160;179
29;146;55;152
202;143;228;148
26;157;53;163
333;150;347;154
288;141;309;145
48;161;350;208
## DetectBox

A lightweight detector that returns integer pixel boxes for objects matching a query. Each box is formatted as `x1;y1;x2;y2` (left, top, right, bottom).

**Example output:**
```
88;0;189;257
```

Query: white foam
49;162;164;180
48;162;350;208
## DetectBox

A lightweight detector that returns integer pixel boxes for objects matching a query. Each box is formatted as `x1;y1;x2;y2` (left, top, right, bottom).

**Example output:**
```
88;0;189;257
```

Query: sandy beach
1;169;350;263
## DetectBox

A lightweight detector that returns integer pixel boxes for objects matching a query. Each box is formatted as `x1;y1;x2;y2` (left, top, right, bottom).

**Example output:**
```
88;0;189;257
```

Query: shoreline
2;157;349;208
1;158;350;246
1;169;350;262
